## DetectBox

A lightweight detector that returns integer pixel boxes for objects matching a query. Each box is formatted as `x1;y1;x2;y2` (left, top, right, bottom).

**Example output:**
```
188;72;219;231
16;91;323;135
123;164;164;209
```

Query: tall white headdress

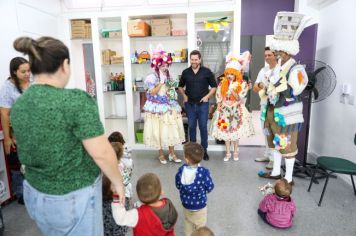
270;12;310;56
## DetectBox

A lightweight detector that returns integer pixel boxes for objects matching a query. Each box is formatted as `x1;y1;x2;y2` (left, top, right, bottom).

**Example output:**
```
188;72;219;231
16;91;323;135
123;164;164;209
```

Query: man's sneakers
255;156;269;162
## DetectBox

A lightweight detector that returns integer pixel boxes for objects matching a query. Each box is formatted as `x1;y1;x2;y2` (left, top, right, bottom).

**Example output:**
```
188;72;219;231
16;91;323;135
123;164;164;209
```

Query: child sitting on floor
258;178;296;229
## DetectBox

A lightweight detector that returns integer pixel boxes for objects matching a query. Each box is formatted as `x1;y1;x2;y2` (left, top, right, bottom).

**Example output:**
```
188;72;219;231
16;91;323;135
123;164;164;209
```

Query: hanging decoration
204;17;231;33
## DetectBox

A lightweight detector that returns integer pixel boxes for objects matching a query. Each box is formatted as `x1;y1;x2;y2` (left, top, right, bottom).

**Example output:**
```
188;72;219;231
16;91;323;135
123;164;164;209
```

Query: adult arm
83;135;125;204
200;69;217;102
0;108;15;155
200;87;217;103
253;68;265;93
178;71;188;102
149;83;164;96
253;82;265;93
145;73;164;96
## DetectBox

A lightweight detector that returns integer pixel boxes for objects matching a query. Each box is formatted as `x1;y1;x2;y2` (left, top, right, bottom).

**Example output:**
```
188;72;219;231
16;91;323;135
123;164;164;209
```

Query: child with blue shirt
175;142;214;236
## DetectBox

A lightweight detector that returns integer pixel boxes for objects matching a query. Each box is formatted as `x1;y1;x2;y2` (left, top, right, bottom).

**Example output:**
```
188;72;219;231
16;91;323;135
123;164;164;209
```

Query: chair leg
351;175;356;196
318;174;330;206
308;164;317;192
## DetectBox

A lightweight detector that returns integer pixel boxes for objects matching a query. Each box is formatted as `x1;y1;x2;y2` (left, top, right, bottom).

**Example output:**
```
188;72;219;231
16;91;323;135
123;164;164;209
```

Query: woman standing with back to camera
10;36;125;236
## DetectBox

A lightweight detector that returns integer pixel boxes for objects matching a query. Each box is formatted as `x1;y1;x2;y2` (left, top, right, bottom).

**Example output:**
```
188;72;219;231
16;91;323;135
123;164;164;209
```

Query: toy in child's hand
133;200;142;208
259;182;274;195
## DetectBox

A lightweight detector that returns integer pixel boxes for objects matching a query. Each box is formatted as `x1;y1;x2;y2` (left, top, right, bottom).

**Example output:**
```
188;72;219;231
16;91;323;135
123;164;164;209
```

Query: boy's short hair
111;142;123;161
191;226;215;236
184;142;204;164
108;131;125;144
274;178;292;198
136;173;161;204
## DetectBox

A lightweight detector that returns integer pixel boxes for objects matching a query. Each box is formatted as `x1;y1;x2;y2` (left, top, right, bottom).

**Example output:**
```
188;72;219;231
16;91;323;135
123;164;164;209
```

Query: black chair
307;134;356;206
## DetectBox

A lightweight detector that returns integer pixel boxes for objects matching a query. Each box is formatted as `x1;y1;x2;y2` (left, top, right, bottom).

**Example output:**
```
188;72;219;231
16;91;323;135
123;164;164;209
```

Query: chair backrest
355;133;356;146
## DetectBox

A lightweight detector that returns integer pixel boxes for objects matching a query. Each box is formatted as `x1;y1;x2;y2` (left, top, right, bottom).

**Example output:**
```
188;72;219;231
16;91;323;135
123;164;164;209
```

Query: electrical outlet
348;95;355;105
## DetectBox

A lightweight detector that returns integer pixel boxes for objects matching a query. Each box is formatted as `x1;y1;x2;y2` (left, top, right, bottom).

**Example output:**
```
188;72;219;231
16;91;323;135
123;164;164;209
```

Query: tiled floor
2;148;356;236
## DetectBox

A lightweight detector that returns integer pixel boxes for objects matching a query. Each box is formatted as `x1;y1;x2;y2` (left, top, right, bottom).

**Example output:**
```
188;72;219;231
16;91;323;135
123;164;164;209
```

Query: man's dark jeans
184;102;209;150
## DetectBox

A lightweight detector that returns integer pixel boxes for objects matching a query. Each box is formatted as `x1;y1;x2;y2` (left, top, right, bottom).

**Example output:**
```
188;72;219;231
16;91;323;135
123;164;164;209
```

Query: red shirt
134;199;175;236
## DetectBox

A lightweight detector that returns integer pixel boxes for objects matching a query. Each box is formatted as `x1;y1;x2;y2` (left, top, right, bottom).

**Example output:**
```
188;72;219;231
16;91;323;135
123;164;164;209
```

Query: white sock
268;149;274;161
284;158;296;183
271;150;282;176
263;148;269;157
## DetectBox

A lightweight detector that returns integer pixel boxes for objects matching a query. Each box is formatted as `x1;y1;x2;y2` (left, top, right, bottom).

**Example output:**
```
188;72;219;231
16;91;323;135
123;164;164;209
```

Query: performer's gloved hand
160;77;166;84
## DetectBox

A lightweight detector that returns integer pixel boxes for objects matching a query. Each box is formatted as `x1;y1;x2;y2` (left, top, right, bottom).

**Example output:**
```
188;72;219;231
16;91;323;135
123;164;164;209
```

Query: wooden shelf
131;61;187;65
100;37;122;41
105;115;127;119
103;90;126;94
130;35;187;41
101;64;124;67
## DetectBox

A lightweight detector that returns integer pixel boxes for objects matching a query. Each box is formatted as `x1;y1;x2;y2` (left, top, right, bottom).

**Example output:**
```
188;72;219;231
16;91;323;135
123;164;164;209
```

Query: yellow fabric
143;111;185;148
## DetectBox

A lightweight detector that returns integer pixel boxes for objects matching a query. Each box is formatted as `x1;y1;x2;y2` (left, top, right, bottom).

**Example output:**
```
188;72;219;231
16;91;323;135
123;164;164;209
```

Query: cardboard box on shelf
110;56;123;64
128;19;150;37
109;31;122;38
71;21;91;39
152;25;171;36
171;29;187;36
151;18;170;26
102;49;116;65
71;20;87;26
84;24;92;38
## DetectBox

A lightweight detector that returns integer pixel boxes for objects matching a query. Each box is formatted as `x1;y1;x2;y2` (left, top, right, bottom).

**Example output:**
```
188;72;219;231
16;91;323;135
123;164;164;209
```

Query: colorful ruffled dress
143;72;185;148
210;79;254;141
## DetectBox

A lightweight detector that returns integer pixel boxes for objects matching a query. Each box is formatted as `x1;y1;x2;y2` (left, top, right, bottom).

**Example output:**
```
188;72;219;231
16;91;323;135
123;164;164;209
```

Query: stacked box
128;19;150;37
101;49;116;65
110;56;123;64
84;23;92;38
109;31;122;38
151;18;171;36
71;19;91;39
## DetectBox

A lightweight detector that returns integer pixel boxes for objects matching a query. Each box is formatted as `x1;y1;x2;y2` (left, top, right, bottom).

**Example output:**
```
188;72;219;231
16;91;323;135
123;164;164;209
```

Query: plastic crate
135;129;144;143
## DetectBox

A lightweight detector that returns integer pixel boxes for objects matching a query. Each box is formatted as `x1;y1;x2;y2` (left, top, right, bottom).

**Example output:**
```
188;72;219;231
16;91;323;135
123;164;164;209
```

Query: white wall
0;0;61;86
297;0;356;164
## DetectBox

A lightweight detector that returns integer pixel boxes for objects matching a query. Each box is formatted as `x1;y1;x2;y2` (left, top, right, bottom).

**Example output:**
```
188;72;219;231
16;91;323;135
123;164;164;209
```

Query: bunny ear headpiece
150;44;172;69
225;51;251;72
270;12;311;56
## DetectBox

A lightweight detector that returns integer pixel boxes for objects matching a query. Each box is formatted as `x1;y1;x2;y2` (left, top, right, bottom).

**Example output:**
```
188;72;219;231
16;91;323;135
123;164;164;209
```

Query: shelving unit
95;17;129;139
128;13;188;145
64;7;239;150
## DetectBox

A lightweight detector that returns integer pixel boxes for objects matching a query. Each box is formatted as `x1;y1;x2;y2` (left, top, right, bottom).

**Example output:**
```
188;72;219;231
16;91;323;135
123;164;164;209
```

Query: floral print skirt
210;103;254;141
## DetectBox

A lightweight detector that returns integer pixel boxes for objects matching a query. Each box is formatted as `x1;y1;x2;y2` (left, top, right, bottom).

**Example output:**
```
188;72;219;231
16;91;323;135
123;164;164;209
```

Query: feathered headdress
150;44;172;69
